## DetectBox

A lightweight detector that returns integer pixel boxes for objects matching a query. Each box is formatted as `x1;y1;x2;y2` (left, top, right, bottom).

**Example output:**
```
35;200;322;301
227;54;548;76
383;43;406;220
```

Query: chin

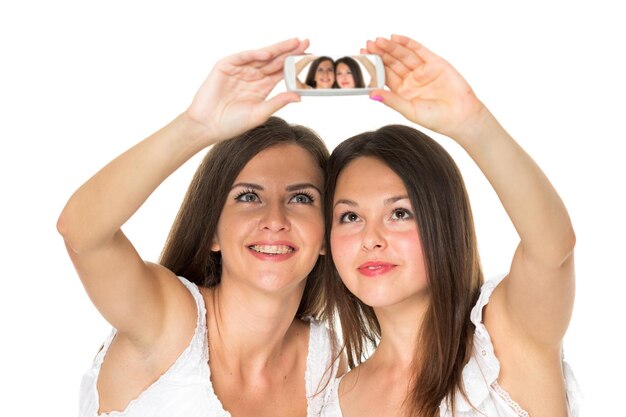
352;287;429;310
253;273;307;294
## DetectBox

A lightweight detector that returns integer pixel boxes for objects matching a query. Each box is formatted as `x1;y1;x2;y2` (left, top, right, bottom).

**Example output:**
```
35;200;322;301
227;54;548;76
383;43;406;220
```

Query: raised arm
295;55;316;89
57;38;308;346
364;35;575;349
354;55;378;88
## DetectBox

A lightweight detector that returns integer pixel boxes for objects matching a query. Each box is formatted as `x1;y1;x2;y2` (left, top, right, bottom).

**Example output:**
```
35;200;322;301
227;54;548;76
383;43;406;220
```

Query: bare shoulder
133;263;198;348
483;277;569;415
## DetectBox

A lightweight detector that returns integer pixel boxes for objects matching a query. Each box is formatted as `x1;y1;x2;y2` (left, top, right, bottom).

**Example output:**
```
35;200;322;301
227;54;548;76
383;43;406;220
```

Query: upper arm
64;229;193;346
486;242;576;349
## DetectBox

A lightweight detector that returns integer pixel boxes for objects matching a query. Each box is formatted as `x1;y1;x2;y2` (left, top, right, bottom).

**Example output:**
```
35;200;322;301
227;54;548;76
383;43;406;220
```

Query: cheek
294;212;325;246
393;228;427;280
330;232;357;273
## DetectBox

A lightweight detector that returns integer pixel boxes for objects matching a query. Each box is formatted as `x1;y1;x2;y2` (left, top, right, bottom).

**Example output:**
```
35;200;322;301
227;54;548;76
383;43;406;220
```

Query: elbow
558;227;576;267
56;201;91;254
56;204;79;253
549;225;576;268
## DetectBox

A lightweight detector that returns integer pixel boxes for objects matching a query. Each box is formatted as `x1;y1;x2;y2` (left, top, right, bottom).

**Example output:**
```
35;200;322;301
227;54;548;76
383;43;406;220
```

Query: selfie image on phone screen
284;54;385;96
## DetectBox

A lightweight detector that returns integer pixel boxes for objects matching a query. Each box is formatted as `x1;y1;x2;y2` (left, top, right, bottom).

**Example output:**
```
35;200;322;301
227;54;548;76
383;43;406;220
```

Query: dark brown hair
160;116;329;319
333;56;365;88
322;125;483;416
305;56;335;89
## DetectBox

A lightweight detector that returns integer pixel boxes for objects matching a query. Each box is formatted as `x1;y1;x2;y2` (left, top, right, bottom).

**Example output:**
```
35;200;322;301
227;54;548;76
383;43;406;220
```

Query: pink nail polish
371;95;383;102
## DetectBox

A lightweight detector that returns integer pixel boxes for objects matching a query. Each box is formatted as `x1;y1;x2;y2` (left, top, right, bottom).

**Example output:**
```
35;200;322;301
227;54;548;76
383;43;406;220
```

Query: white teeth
249;245;294;255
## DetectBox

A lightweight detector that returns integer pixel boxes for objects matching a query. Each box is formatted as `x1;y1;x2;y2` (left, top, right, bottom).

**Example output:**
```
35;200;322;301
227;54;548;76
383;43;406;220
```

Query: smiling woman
57;39;340;417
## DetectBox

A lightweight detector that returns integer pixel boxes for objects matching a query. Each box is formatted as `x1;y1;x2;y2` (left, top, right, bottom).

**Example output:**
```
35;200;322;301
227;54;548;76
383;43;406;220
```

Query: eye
390;208;413;221
234;190;260;203
289;192;314;204
338;211;360;224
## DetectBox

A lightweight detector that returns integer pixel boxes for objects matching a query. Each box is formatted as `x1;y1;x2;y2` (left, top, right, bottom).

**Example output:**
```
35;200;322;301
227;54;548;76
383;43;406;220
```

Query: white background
1;1;624;415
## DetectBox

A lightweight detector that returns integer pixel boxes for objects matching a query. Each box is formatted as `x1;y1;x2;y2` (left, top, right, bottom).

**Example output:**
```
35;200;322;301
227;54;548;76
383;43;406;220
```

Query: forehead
335;157;406;198
318;60;333;68
235;143;324;187
336;62;350;71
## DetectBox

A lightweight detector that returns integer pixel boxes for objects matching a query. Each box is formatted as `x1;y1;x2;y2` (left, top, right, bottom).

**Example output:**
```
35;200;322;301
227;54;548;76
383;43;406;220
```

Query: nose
361;221;386;251
259;203;290;232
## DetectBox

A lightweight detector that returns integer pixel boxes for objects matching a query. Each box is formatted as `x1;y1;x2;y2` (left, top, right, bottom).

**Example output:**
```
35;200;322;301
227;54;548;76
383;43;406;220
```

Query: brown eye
391;208;412;221
339;212;359;223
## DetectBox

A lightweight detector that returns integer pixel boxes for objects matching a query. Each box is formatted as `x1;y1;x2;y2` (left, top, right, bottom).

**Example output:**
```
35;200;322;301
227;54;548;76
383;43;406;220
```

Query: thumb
251;92;301;124
368;90;414;120
370;90;413;119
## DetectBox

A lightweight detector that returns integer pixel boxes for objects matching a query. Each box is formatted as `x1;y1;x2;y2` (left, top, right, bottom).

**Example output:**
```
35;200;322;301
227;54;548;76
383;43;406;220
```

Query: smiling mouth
248;245;295;255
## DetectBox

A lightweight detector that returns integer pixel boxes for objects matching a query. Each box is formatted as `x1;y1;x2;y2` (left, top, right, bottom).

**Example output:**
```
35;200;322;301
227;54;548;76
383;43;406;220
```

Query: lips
247;241;298;261
248;244;294;255
357;261;396;277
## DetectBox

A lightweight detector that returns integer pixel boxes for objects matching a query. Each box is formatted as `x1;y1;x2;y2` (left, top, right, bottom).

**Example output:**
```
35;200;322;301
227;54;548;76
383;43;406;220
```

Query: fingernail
370;95;383;102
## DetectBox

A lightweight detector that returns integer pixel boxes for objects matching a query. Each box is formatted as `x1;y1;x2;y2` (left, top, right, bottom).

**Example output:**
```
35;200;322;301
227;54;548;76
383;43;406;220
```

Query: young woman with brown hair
58;38;340;417
320;35;581;417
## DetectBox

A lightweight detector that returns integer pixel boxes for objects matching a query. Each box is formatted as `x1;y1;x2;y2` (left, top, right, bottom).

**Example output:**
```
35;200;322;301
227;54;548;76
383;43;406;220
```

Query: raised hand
186;38;309;142
364;35;486;139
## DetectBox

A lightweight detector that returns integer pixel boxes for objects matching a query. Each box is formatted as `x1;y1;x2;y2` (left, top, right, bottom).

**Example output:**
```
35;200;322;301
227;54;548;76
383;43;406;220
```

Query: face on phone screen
284;54;385;96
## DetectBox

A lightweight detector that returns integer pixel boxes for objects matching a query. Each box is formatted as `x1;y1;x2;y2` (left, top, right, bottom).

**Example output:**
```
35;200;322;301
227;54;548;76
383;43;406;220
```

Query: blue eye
289;193;314;204
235;190;259;203
391;208;412;221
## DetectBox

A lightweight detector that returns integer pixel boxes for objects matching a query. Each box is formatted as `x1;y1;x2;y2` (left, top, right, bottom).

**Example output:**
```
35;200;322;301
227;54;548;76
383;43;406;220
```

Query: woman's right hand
186;38;309;143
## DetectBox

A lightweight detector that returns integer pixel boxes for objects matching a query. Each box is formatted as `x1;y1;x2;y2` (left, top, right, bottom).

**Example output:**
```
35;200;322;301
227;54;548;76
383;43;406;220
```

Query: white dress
321;274;582;417
79;277;338;417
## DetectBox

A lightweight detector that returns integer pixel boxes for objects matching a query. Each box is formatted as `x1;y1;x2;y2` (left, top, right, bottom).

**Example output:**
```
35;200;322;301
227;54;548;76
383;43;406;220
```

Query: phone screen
284;54;384;96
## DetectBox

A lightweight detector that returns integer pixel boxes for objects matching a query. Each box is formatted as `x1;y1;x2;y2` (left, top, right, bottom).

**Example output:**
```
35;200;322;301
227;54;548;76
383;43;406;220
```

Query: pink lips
357;261;396;277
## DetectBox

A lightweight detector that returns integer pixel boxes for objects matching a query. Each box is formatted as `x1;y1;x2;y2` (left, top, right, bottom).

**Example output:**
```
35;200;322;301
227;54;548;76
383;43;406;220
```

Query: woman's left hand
364;35;486;139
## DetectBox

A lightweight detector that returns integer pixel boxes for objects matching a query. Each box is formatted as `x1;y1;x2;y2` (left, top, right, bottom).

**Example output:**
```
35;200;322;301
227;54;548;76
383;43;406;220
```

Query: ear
319;241;326;256
211;236;220;252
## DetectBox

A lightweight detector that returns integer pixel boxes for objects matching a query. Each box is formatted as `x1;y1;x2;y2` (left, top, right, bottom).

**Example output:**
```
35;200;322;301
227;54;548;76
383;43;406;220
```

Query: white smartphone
284;54;385;96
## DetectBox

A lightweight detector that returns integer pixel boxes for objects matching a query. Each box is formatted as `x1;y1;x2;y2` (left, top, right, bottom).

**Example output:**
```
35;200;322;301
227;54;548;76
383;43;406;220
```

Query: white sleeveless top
321;274;582;417
79;277;338;417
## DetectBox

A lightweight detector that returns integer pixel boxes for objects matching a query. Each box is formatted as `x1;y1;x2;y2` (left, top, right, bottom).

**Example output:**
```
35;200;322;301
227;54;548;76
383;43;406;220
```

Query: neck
370;292;430;369
206;275;307;374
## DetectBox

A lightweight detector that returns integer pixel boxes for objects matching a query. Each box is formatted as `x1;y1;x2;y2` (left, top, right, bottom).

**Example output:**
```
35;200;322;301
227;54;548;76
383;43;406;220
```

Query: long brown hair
160;116;329;319
322;125;483;416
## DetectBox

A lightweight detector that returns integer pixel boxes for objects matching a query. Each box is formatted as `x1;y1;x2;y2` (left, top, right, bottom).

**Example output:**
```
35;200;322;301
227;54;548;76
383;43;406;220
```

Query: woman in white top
57;38;339;417
320;35;581;416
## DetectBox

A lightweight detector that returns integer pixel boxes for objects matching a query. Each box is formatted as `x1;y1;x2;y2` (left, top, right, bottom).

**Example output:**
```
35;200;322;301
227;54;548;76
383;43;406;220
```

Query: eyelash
234;189;316;204
338;211;359;224
289;191;315;204
337;208;414;223
390;208;413;221
234;188;259;203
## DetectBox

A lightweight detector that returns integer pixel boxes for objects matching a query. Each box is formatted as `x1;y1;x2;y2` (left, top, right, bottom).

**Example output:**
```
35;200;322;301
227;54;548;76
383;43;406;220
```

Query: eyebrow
334;195;409;208
231;182;322;195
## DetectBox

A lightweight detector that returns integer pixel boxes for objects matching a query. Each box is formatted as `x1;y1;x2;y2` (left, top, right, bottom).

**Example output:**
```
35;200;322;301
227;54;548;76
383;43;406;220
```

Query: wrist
449;105;504;149
177;111;222;149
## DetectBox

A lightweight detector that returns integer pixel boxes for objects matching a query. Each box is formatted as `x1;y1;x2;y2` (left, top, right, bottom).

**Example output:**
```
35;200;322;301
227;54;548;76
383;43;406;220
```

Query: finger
390;34;440;63
259;38;306;59
226;49;273;68
251;92;301;123
368;89;414;120
367;39;412;78
227;38;307;69
364;40;405;90
383;65;403;91
374;37;423;71
258;43;308;76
